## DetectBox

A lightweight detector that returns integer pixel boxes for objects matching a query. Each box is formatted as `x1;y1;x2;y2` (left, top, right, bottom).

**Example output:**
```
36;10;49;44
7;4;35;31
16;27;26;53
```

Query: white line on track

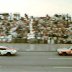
48;58;72;60
53;67;72;69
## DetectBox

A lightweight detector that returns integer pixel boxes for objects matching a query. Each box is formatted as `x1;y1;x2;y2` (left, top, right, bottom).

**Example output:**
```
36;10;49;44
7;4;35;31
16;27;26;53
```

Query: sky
0;0;72;17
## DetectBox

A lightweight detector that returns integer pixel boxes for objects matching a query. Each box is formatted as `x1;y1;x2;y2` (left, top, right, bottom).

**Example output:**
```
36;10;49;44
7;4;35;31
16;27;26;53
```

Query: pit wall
0;43;72;52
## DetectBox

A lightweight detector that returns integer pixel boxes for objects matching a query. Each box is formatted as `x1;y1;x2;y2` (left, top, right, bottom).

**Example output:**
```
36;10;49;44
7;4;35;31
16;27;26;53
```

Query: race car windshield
67;46;72;49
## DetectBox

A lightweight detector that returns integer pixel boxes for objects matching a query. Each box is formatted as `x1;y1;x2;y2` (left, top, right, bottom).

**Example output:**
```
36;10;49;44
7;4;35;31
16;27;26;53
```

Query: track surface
0;52;72;72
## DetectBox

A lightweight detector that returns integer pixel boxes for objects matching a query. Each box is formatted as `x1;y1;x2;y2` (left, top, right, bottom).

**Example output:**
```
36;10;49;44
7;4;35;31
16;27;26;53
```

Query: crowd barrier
0;43;72;52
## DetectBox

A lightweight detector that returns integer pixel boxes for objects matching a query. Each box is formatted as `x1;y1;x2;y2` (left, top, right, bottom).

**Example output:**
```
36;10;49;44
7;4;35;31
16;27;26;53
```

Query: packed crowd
0;13;72;44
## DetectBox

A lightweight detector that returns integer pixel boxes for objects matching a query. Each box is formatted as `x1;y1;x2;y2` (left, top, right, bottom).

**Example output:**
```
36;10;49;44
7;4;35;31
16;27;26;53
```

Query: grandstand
0;13;72;44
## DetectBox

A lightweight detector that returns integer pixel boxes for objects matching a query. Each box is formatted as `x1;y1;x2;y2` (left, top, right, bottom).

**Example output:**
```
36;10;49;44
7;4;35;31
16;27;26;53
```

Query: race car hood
57;48;69;51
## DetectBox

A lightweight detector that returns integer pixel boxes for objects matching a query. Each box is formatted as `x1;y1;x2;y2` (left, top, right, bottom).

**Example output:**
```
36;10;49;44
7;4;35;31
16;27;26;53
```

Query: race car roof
0;46;8;48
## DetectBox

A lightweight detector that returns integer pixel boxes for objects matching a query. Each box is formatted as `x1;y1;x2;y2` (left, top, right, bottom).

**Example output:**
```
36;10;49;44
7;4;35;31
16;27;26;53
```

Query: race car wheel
6;52;11;56
62;52;67;56
58;54;62;56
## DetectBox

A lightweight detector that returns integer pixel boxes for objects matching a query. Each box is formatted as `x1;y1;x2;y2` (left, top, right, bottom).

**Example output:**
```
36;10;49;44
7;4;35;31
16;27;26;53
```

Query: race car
57;46;72;56
0;46;17;56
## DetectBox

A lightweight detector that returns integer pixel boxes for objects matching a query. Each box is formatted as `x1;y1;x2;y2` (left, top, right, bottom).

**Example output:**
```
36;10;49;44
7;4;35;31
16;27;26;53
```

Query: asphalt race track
0;45;72;72
0;51;72;72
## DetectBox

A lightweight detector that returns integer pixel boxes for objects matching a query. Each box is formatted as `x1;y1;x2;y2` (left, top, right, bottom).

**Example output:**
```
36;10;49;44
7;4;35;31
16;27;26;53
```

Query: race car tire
6;52;11;56
62;52;67;56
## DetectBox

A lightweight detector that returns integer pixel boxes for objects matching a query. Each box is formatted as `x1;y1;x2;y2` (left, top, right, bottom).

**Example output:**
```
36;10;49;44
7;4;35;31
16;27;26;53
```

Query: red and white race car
0;46;17;56
57;46;72;56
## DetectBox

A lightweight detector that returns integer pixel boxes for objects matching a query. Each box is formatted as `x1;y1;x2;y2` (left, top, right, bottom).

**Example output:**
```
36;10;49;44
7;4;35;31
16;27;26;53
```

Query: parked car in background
0;46;17;56
57;46;72;56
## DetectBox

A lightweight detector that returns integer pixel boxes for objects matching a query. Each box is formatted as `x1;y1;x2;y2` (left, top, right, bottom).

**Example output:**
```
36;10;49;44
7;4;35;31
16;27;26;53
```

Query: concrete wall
0;43;72;52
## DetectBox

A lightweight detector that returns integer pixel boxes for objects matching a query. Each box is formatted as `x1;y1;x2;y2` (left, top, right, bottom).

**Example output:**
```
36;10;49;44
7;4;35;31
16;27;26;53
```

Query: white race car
0;46;17;56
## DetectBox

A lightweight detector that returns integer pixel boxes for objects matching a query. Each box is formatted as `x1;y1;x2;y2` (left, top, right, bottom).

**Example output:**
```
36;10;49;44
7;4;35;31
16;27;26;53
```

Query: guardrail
0;43;72;52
